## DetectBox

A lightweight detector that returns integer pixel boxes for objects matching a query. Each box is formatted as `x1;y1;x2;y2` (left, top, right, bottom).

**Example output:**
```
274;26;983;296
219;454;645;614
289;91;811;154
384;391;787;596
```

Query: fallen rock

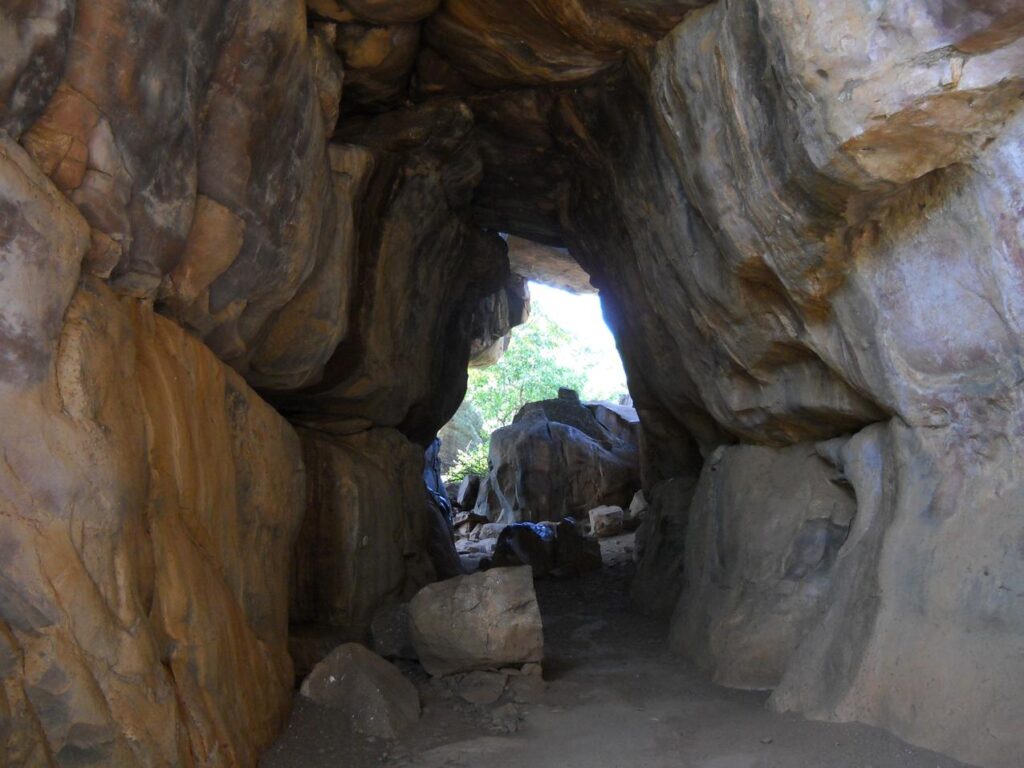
450;670;508;705
474;395;640;523
478;522;508;540
456;475;482;509
586;400;640;445
589;505;624;538
409;567;544;676
488;702;523;734
300;643;420;738
626;490;648;530
505;662;545;703
489;519;601;577
491;522;558;576
425;492;464;580
371;604;417;661
553;518;602;575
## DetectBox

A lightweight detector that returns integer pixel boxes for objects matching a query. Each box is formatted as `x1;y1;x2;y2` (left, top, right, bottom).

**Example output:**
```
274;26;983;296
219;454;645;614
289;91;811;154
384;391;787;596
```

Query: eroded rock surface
409;567;544;676
474;393;641;523
0;138;305;766
3;1;1024;766
670;443;856;690
289;428;435;638
300;643;420;738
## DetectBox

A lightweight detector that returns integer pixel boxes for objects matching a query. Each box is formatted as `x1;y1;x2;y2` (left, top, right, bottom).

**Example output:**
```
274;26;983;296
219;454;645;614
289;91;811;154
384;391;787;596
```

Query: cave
1;1;1023;767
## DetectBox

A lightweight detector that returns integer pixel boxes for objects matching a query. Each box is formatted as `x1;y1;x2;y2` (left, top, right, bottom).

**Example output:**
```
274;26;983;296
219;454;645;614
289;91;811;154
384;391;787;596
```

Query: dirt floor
261;533;974;768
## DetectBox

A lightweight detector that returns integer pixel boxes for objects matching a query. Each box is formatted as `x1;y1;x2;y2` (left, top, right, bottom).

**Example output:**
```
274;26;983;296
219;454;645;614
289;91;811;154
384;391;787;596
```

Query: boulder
586;400;640;445
300;643;420;738
588;505;625;538
474;395;640;523
409;567;544;676
490;522;558;576
553;518;602;575
456;474;482;508
371;604;417;661
625;490;648;530
488;519;601;577
425;493;464;580
669;443;856;690
505;662;546;703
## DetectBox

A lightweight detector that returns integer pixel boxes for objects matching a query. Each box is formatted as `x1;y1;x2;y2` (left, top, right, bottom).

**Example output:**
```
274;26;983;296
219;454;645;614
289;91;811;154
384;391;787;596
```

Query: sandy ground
261;534;974;768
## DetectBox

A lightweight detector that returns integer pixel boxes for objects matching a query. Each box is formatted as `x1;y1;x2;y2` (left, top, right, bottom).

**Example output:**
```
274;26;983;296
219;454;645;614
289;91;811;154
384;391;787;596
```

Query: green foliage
444;441;490;484
466;307;588;433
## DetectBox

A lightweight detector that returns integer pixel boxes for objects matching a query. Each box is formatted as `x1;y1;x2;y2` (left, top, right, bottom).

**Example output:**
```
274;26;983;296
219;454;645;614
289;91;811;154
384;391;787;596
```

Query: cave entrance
435;274;642;578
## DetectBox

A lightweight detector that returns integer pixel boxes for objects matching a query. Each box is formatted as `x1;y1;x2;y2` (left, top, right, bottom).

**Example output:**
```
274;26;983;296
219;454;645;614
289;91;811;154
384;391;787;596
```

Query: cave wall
542;3;1024;766
2;0;1024;766
1;2;522;765
0;137;305;764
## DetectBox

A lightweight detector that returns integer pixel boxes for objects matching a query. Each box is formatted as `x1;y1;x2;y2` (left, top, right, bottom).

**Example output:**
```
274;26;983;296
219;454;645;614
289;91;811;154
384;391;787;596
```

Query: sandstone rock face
0;139;305;766
670;443;856;690
769;419;1024;768
630;477;697;619
4;0;1024;765
300;643;420;738
505;235;593;294
289;428;436;638
475;395;640;523
547;6;1024;763
272;99;516;442
409;567;544;676
425;0;707;86
468;274;531;368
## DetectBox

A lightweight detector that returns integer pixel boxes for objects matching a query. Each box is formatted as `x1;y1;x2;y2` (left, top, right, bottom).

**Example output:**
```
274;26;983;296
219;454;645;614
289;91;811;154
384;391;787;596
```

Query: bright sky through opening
528;281;628;399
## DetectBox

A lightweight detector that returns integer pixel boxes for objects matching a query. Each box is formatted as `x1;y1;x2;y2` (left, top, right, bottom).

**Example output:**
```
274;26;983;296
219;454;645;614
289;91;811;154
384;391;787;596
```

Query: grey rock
300;643;421;738
474;396;640;523
669;443;856;690
409;567;544;676
588;505;624;538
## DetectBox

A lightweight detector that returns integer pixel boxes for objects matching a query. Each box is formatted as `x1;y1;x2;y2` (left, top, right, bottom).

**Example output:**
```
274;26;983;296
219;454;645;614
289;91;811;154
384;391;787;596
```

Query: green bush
444;441;490;485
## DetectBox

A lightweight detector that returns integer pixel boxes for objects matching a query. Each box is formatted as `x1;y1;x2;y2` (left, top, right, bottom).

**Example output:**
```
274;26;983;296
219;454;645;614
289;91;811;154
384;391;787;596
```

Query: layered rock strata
1;138;305;765
2;1;1023;767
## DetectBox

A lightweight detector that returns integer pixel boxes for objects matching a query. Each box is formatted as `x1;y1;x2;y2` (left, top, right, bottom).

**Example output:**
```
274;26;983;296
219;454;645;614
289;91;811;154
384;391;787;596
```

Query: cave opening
436;273;638;567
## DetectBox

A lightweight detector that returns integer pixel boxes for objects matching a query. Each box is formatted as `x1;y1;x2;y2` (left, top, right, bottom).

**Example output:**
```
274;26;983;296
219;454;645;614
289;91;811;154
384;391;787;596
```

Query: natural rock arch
1;1;1022;766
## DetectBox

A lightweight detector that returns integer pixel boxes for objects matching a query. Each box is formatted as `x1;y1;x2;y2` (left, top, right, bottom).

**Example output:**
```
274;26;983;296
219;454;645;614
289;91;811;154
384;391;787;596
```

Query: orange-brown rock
289;428;436;638
0;138;305;766
425;0;708;86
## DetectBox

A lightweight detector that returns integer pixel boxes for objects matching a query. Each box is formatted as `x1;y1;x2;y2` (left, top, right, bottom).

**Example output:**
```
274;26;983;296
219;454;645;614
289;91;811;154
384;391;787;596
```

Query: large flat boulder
409;567;543;676
300;643;420;738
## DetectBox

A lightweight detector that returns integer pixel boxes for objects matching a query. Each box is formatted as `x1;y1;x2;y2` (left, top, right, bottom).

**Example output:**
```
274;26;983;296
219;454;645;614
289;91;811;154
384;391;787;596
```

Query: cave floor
261;534;974;768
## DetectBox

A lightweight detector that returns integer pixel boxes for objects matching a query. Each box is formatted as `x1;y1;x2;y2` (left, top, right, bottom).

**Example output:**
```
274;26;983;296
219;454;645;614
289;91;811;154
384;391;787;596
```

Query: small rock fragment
589;505;625;538
450;670;509;705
